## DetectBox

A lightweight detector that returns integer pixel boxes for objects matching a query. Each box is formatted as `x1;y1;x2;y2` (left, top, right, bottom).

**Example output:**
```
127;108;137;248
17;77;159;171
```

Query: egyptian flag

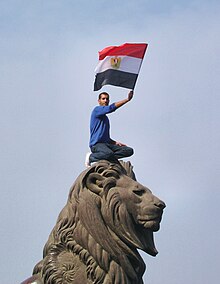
94;43;148;91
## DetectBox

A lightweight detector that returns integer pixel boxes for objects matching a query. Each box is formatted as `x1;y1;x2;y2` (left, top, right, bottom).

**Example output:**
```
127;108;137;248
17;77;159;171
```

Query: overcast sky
1;1;220;283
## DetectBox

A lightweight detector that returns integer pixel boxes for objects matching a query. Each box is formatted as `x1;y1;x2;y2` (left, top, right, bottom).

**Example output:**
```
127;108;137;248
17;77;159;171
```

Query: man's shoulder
92;105;101;114
92;103;116;117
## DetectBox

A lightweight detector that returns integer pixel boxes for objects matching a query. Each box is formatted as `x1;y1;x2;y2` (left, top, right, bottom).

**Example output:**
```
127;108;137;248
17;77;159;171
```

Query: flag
94;43;148;91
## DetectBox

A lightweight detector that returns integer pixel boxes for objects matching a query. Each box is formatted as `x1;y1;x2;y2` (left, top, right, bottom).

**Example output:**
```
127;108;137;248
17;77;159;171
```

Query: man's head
98;92;110;106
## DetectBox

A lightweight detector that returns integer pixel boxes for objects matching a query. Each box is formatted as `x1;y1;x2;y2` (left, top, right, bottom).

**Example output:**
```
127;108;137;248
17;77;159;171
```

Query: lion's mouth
138;216;162;231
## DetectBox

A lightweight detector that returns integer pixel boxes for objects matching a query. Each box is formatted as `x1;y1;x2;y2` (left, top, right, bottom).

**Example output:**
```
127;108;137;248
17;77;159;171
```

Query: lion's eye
133;189;145;196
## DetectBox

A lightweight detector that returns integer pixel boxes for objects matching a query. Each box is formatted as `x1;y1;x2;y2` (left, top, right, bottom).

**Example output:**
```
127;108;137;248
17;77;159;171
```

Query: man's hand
128;90;134;101
115;141;127;147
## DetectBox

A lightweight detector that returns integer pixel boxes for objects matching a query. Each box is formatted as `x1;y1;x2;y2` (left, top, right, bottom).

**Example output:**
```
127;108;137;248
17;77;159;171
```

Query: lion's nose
154;199;166;210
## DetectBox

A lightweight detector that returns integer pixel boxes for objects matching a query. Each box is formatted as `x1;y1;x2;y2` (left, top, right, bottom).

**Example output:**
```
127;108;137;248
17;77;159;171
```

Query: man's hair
98;92;109;100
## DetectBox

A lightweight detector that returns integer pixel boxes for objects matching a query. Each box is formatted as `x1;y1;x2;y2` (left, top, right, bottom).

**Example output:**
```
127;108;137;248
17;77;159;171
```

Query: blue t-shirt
89;103;117;147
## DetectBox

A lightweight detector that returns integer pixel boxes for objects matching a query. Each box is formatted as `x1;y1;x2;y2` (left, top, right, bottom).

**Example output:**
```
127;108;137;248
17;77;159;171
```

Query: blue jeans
90;143;134;163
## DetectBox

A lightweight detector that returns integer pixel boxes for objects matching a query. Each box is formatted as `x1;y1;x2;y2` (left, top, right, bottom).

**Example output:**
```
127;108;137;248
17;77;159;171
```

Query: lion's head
32;160;165;284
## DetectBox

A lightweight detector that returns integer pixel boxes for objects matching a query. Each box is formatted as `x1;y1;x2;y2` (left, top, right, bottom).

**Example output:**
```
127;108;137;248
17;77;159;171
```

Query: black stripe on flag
94;69;138;91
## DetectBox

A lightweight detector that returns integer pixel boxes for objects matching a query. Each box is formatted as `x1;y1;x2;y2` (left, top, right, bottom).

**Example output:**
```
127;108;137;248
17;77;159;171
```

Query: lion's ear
85;173;105;194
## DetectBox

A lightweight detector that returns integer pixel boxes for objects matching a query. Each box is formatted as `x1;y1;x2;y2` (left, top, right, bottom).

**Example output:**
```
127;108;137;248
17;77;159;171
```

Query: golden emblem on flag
110;56;121;69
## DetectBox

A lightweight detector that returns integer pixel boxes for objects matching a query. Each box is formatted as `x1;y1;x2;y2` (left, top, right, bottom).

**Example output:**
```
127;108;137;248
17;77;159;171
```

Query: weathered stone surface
22;160;165;284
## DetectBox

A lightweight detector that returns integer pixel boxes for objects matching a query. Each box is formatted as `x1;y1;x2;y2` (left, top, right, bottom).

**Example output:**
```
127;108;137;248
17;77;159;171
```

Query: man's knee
129;147;134;156
124;146;134;157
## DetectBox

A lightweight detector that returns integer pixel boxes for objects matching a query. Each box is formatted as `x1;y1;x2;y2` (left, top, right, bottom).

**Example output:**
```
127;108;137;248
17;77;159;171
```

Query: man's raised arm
114;90;134;109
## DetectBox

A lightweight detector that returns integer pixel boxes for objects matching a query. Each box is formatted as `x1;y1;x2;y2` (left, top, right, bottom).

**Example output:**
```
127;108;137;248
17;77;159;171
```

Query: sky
1;0;219;283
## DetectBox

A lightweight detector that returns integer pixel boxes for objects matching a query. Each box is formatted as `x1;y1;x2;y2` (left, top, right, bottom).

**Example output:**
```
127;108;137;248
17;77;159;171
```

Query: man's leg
108;144;134;160
90;143;116;163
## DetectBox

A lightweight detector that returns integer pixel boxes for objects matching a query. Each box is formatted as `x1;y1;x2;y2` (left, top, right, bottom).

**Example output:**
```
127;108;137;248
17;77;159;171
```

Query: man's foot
85;152;91;168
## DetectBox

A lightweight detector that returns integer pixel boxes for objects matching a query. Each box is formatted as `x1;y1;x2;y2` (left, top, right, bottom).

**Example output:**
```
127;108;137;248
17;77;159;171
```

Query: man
86;91;134;166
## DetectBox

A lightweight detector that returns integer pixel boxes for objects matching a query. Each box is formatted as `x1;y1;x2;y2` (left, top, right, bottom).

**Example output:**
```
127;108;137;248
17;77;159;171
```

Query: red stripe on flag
98;43;148;60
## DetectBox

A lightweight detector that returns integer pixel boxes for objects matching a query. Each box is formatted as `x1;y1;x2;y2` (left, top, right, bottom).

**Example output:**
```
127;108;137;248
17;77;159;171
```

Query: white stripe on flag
95;56;142;75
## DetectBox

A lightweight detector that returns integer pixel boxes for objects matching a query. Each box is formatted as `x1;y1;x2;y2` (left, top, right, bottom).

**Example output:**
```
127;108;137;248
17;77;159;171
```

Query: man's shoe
85;152;91;168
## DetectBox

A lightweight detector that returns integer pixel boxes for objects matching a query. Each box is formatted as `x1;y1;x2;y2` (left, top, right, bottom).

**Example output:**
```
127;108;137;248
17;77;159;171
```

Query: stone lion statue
22;160;165;284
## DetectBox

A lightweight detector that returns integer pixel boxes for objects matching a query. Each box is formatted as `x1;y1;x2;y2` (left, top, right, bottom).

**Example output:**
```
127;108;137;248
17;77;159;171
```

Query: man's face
98;94;110;106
